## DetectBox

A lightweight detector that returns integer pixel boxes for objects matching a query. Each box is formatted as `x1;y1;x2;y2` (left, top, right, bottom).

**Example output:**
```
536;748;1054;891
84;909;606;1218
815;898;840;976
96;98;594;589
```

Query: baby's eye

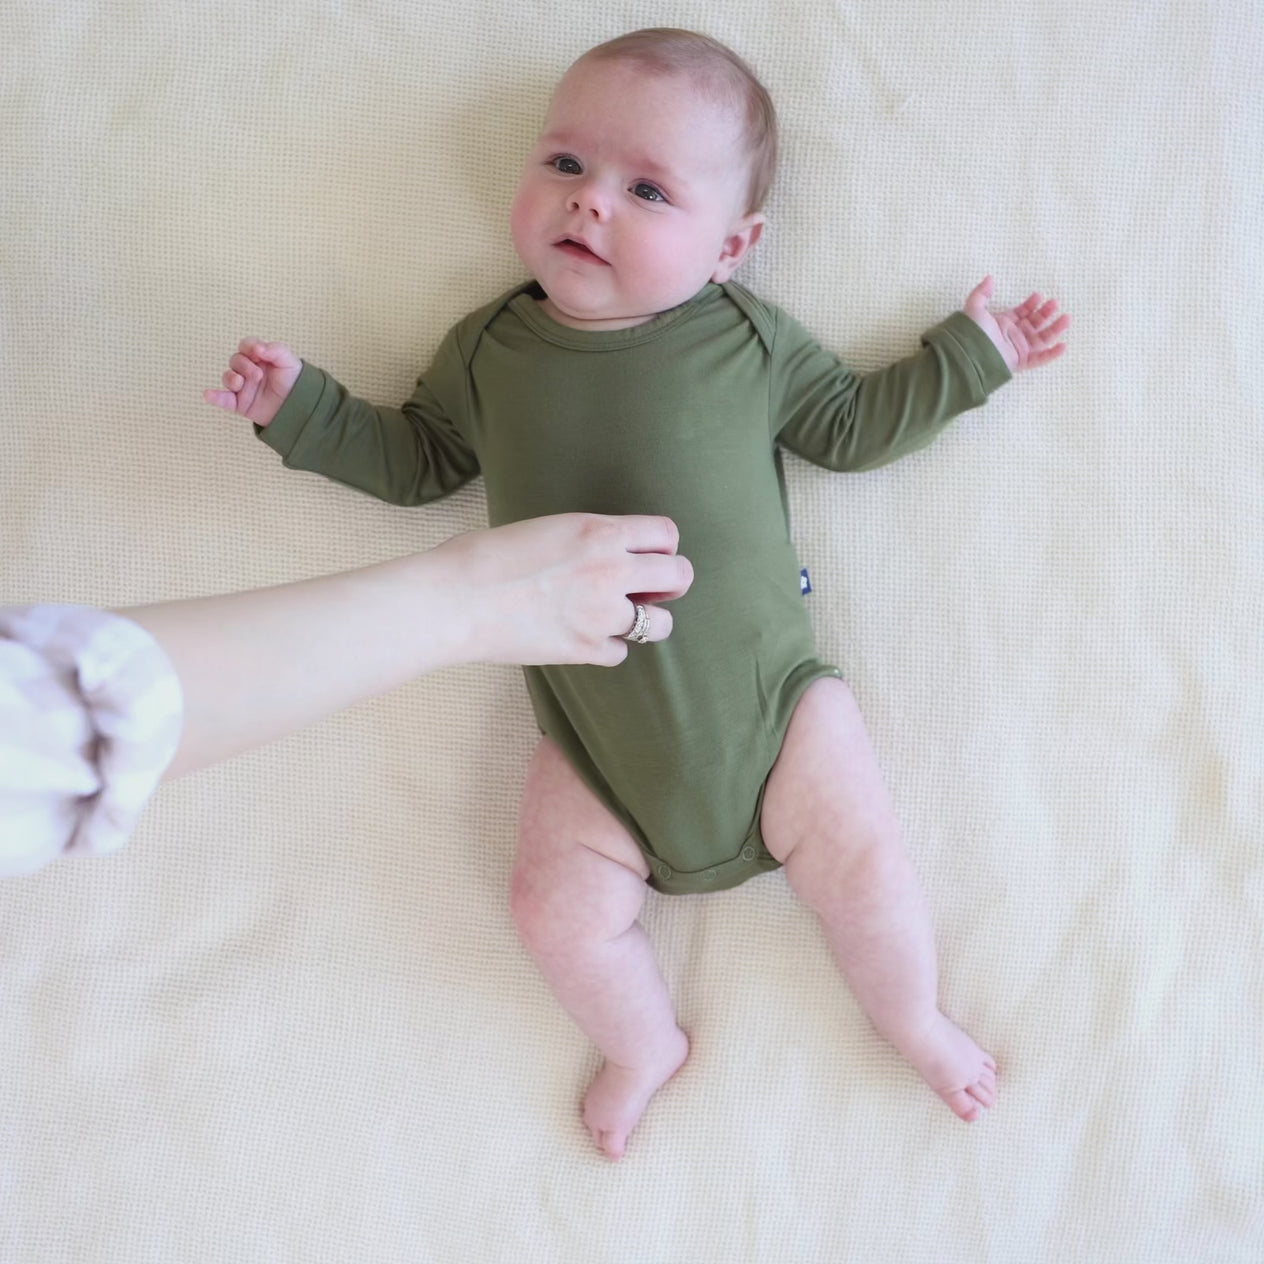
632;182;666;203
552;156;582;175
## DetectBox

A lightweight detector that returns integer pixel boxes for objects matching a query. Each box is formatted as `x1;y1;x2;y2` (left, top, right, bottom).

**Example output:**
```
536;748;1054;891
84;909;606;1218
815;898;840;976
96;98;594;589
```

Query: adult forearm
124;514;691;780
126;549;474;779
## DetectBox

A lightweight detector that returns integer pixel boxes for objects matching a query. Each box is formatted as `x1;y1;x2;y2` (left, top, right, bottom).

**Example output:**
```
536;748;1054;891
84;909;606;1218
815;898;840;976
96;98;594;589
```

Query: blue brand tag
800;567;812;595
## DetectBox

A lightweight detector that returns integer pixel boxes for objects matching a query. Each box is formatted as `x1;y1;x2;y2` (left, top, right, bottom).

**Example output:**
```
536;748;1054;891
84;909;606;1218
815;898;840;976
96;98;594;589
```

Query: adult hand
434;513;693;667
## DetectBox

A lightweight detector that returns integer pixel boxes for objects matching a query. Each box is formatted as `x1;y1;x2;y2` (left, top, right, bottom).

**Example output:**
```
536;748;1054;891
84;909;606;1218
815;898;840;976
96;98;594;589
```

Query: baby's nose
567;182;609;219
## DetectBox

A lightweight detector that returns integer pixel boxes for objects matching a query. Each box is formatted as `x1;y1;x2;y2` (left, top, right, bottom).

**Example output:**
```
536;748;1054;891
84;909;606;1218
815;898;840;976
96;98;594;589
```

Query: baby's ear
711;214;765;283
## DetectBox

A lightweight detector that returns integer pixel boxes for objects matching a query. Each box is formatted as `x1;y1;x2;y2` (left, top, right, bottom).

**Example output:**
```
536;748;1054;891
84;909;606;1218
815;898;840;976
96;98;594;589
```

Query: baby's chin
536;292;661;332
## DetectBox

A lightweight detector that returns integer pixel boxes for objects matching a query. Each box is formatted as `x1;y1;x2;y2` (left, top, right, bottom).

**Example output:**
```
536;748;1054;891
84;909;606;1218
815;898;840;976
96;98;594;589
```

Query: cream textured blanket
3;2;1262;1261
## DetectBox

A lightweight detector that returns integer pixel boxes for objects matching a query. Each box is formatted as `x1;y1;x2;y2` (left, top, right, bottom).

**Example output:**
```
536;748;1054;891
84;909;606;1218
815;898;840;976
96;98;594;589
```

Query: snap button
741;845;756;862
702;869;717;882
657;863;673;880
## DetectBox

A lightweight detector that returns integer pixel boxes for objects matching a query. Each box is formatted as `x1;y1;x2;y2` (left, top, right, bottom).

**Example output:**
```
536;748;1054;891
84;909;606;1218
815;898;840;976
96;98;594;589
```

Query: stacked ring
624;603;651;644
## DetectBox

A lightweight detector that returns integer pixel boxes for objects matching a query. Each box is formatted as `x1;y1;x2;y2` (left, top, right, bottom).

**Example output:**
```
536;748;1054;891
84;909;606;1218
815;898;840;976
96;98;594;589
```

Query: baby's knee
510;854;640;956
509;864;580;955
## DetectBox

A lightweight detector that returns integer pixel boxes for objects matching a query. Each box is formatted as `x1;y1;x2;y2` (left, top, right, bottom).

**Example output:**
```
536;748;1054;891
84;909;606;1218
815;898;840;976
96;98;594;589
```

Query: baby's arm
962;277;1069;373
204;339;302;427
772;278;1067;474
204;331;479;506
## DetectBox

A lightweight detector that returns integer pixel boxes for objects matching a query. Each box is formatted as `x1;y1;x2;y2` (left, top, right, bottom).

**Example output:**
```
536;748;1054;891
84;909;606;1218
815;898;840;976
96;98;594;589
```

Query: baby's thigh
513;737;651;936
760;677;899;865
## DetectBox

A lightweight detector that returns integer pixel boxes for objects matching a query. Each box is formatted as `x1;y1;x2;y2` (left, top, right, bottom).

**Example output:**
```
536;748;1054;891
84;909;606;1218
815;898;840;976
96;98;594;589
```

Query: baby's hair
575;28;778;214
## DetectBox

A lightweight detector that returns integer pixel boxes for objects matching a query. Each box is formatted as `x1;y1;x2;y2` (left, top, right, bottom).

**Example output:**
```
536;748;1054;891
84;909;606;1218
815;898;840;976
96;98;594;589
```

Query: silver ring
624;603;650;644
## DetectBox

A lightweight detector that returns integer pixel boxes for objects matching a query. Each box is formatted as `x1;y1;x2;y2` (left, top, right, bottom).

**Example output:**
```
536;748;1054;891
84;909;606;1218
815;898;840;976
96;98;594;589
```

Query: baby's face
510;59;763;331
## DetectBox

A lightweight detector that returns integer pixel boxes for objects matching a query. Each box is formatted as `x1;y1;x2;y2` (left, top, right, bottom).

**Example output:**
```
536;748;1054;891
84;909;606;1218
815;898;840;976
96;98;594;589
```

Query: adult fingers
588;638;630;667
618;599;674;645
606;513;681;556
580;599;672;666
623;551;694;603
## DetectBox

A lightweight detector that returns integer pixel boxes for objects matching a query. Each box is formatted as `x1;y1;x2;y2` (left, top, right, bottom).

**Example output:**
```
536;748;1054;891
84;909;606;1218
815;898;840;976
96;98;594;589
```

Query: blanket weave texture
3;2;1261;1260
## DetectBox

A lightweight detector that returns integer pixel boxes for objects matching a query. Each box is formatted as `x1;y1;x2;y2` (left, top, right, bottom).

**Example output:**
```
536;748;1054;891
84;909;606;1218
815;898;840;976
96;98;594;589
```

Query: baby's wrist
962;310;1017;373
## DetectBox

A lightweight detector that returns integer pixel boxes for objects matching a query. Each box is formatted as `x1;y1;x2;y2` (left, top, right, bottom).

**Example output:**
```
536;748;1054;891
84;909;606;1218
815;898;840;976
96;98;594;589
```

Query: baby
206;29;1068;1160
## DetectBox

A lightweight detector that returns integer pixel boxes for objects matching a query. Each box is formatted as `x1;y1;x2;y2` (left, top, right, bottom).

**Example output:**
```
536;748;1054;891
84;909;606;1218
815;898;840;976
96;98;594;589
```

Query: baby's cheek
650;235;720;295
508;199;527;244
508;187;541;253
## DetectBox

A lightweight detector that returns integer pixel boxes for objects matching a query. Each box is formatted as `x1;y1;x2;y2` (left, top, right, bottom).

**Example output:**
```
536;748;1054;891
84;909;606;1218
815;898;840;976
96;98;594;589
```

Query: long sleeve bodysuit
258;281;1010;893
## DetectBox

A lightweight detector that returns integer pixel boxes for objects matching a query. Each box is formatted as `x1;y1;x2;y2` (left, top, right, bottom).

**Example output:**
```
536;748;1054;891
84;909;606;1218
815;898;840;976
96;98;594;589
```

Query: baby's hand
203;339;302;427
963;277;1069;373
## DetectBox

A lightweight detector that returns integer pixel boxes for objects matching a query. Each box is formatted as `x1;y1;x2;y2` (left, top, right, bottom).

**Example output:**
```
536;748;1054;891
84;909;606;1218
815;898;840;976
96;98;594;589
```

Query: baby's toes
967;1076;996;1111
940;1087;983;1122
590;1126;628;1162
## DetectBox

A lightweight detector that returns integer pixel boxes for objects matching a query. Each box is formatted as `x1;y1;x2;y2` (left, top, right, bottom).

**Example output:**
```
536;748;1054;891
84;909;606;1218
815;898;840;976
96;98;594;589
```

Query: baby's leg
761;678;996;1122
511;736;688;1160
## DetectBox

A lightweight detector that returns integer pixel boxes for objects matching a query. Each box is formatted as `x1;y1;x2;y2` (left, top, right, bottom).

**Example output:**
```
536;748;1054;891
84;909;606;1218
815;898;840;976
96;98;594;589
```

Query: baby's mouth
555;238;609;265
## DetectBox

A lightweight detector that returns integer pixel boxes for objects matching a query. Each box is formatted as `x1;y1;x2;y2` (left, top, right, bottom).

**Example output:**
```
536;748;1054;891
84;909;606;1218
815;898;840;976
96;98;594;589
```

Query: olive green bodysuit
259;281;1010;893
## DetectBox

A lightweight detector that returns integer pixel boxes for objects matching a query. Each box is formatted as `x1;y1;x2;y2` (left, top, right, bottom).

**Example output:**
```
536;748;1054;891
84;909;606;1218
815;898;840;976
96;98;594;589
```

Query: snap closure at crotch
644;838;780;894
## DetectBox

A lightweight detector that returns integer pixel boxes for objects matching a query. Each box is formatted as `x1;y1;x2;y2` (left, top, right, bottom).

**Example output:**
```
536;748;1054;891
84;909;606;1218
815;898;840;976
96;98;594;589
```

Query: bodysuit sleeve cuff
254;362;330;458
922;311;1013;403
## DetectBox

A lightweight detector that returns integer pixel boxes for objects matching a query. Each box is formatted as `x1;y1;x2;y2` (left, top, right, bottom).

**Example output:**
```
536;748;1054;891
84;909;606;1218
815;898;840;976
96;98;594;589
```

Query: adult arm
0;513;691;876
133;513;690;778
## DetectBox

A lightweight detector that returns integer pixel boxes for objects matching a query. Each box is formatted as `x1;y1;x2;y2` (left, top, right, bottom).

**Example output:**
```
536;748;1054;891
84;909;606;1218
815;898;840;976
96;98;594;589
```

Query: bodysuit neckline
507;282;721;351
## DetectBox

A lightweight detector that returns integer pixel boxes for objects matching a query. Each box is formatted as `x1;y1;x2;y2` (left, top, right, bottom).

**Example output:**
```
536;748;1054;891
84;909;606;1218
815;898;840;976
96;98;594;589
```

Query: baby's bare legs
761;678;996;1121
511;737;688;1160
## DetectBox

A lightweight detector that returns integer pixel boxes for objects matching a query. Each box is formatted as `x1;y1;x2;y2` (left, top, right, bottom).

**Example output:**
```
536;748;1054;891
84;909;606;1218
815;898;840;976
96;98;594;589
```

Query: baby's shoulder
717;281;786;356
441;281;538;365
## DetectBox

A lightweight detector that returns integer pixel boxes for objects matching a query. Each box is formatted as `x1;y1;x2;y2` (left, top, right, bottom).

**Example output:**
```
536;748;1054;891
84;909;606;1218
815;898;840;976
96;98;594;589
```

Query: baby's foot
582;1027;689;1161
901;1012;997;1122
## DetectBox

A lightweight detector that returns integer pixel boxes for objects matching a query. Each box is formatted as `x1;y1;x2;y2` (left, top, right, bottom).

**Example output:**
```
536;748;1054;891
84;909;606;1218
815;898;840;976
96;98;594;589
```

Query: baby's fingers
203;388;238;410
237;337;274;360
1025;342;1067;369
238;337;299;370
1026;298;1063;330
229;352;265;383
963;276;995;317
1035;312;1071;342
1024;310;1070;351
1011;292;1044;322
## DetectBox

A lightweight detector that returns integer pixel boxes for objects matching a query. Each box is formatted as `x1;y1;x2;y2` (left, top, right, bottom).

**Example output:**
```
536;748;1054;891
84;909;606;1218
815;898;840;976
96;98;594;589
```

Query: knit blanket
2;2;1261;1259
